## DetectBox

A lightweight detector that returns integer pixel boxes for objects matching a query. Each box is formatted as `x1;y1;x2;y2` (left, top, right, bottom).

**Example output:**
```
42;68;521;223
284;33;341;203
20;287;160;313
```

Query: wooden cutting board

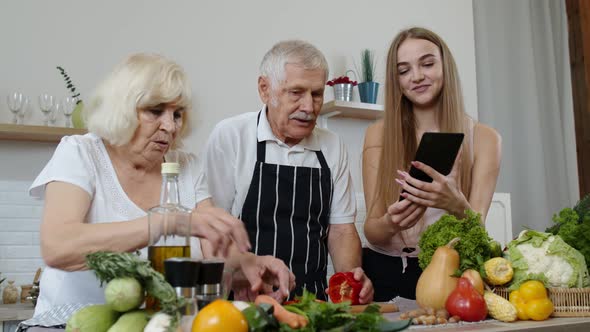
350;302;399;313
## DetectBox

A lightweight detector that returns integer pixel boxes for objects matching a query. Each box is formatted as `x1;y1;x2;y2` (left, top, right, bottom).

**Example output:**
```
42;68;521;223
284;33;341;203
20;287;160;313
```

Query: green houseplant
355;49;379;104
57;66;85;128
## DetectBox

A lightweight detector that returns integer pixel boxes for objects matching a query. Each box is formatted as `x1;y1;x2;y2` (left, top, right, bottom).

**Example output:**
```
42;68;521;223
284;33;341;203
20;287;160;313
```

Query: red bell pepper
328;272;362;305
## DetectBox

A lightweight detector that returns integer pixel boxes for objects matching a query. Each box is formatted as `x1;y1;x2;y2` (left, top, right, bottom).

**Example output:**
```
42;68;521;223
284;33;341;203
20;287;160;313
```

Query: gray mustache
288;112;316;121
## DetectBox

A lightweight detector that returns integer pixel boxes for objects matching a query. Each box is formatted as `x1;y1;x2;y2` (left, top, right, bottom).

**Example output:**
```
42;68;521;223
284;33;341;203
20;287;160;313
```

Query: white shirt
29;133;209;315
201;109;356;224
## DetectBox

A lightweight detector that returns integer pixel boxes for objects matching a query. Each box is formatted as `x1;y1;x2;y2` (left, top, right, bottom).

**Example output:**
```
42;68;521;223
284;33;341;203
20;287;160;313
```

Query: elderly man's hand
350;267;374;304
232;254;295;303
326;267;374;304
192;204;251;257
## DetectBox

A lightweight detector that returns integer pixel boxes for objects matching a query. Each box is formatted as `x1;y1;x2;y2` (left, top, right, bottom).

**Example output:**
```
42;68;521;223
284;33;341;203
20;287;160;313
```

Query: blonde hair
371;27;473;218
85;53;192;146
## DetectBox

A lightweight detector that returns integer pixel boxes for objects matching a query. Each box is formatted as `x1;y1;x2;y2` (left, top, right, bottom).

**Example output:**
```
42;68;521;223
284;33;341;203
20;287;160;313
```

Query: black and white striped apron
240;112;332;300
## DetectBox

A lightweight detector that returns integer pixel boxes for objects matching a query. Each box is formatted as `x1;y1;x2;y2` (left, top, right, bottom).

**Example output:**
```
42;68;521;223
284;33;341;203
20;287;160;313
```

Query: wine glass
62;97;76;128
38;94;54;126
6;92;24;124
18;97;29;125
50;102;61;126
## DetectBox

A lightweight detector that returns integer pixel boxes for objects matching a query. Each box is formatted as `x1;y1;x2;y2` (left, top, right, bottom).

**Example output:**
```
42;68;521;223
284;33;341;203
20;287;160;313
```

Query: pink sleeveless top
367;119;476;272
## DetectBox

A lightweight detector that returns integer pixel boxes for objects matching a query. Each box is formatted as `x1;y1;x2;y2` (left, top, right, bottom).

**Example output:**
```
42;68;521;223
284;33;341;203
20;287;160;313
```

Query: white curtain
473;0;579;234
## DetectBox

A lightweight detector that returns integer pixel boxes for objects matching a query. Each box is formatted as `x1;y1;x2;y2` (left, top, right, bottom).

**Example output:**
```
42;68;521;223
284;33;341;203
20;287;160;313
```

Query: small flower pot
333;83;354;102
358;81;379;104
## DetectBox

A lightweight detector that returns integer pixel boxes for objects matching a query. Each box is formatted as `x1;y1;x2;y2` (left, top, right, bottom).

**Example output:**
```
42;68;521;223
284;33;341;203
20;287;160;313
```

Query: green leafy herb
86;251;184;328
242;303;279;332
546;194;590;275
279;291;410;332
418;210;493;273
56;66;82;104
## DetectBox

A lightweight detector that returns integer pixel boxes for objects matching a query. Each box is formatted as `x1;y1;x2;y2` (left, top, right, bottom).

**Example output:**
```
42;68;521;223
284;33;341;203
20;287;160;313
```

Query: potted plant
326;74;357;102
355;49;379;104
57;66;85;128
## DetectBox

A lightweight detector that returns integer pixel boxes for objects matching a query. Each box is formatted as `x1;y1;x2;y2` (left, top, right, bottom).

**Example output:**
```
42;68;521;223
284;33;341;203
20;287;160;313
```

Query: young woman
362;27;501;301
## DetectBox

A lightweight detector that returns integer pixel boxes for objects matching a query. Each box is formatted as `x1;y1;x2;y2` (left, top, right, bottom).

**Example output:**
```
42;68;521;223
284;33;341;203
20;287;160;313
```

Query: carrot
255;294;309;328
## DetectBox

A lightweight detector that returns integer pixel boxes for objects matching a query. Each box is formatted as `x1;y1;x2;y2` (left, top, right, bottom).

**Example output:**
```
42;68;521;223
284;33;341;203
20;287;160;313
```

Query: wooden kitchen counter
0;303;34;322
382;312;590;331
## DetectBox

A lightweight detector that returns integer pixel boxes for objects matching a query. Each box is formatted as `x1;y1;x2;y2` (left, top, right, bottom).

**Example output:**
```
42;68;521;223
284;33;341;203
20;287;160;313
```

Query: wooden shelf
0;124;87;143
321;100;384;120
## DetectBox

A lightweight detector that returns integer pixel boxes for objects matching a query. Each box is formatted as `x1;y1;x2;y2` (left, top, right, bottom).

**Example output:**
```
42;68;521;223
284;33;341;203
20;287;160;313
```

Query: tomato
328;272;362;305
192;299;248;332
445;277;488;322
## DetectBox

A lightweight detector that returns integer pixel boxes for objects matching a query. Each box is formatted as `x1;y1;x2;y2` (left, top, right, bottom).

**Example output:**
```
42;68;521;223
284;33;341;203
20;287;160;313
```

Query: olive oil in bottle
146;162;192;311
147;245;191;275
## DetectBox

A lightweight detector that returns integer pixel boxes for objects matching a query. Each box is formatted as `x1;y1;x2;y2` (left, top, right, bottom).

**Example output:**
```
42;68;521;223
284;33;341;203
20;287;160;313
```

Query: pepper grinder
196;259;225;309
164;258;200;314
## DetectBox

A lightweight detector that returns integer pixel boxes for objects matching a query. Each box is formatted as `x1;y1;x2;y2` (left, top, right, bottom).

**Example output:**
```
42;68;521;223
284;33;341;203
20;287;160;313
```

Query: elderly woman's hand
232;254;296;302
192;202;251;257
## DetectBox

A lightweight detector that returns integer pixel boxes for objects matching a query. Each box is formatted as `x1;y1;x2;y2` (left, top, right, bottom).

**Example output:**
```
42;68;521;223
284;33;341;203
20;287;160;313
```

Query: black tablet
400;132;464;200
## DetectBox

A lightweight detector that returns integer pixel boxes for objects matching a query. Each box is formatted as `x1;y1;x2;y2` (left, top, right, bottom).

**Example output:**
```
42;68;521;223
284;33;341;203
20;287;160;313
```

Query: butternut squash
415;237;460;309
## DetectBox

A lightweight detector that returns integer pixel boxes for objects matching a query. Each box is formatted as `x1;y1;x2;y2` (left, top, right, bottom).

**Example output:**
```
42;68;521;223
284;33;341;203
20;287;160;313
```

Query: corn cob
484;257;513;285
484;291;518;322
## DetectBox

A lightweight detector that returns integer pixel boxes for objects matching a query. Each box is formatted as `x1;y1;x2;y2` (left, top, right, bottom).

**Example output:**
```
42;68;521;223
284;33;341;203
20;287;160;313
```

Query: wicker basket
493;287;590;317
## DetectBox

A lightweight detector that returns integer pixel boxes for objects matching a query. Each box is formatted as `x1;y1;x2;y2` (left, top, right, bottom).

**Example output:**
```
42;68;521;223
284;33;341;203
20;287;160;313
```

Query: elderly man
202;40;373;303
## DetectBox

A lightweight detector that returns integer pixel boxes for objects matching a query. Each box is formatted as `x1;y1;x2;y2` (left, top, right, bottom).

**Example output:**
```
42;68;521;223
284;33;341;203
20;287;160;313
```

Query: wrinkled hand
325;267;374;304
350;267;374;304
385;199;426;231
191;206;251;257
395;151;468;214
233;254;295;303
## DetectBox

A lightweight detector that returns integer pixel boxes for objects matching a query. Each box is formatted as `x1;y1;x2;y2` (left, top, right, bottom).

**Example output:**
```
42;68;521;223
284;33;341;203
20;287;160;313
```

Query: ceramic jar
2;280;19;304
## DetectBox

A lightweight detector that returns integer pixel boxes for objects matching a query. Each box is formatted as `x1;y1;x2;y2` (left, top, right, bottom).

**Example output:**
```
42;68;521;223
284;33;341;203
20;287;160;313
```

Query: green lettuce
418;210;493;273
505;230;590;290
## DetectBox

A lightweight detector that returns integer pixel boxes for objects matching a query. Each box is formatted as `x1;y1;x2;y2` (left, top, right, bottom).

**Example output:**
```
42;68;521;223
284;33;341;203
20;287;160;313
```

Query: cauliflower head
505;230;590;290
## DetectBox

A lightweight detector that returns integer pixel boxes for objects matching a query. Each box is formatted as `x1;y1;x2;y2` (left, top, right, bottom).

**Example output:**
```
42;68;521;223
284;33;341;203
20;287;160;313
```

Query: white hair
84;53;192;146
260;40;329;105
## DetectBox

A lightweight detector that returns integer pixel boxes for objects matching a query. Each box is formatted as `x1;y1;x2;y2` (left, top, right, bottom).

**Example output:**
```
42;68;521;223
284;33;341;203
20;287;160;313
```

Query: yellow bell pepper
509;280;554;321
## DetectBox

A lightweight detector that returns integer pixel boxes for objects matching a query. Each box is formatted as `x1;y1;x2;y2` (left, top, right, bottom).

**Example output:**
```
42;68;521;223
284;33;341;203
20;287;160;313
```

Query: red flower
326;76;358;86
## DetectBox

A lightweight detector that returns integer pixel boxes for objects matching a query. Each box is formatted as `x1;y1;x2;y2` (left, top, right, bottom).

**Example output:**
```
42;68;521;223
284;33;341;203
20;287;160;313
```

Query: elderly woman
28;53;252;315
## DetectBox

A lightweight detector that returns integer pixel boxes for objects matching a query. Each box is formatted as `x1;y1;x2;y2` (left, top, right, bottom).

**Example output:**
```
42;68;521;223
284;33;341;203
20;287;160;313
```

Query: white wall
0;0;477;289
0;0;477;189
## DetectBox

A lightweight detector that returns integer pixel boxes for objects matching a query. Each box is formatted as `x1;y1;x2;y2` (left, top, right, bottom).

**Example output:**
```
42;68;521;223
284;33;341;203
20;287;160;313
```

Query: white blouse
29;133;209;315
